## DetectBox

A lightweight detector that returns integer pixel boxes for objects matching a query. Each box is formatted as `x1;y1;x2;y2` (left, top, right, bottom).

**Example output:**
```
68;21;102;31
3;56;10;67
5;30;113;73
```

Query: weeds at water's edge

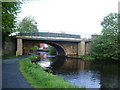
19;56;85;89
67;55;95;61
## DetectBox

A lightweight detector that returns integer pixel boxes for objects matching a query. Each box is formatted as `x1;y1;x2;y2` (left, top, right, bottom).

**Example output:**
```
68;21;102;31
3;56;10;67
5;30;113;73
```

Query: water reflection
50;58;101;88
37;52;51;68
37;52;120;88
90;61;120;88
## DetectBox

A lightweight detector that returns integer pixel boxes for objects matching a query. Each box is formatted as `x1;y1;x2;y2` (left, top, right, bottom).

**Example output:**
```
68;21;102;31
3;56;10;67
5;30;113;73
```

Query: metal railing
17;32;81;39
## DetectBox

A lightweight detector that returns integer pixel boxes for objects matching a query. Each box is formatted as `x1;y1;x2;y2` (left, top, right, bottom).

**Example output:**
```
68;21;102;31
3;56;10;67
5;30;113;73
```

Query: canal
37;52;120;88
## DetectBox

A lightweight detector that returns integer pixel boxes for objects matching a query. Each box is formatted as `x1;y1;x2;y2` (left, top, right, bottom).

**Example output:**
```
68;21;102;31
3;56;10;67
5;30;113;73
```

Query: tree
92;13;120;60
16;16;38;33
2;2;21;42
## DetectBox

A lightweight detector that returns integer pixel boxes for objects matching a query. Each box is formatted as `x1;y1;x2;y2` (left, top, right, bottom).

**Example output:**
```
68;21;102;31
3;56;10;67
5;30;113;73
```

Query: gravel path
2;56;33;88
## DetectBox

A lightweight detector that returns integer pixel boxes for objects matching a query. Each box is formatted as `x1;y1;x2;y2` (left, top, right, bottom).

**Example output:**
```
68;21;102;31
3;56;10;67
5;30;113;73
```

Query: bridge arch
46;42;66;56
16;32;90;56
23;40;66;56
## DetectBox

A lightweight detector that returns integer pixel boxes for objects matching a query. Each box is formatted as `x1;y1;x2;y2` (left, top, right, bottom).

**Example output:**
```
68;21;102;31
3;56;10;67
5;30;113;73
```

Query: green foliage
16;16;38;33
48;46;57;55
29;46;38;54
32;46;38;50
2;2;21;41
92;13;120;60
19;56;82;88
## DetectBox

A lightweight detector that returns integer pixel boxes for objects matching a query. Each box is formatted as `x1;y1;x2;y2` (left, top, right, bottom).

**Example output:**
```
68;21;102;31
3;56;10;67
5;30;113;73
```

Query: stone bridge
16;32;91;56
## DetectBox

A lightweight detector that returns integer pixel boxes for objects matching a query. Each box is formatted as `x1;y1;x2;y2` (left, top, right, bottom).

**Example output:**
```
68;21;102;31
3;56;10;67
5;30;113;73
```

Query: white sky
17;0;119;36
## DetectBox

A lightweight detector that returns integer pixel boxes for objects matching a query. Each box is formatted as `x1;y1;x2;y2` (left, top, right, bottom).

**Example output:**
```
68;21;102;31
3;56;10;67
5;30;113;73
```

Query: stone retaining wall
2;38;16;55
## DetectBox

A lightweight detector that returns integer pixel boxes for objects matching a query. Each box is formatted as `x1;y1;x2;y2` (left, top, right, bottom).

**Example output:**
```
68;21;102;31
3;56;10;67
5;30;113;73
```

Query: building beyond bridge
16;32;91;56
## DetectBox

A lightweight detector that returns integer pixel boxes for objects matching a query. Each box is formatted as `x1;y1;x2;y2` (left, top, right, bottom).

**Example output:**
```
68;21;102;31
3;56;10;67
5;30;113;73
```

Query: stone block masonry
16;39;23;56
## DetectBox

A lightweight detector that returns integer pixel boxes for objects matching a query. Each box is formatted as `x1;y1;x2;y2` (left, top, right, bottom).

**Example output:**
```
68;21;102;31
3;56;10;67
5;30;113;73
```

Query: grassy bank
19;56;84;88
2;54;23;59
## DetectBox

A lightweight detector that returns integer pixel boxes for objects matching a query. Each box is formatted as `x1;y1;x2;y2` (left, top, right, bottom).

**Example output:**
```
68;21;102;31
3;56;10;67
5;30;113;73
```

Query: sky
17;0;119;36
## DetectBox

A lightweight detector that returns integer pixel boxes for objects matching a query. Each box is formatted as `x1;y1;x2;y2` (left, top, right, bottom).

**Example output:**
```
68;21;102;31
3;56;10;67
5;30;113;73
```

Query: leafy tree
92;13;120;60
2;2;21;42
16;16;38;33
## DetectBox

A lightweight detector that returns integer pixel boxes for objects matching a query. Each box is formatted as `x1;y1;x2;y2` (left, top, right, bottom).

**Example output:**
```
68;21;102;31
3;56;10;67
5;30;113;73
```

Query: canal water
37;52;120;88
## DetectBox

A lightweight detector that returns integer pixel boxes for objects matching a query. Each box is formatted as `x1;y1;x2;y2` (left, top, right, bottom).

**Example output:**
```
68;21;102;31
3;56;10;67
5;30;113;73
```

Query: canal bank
36;52;120;89
19;51;120;89
19;56;82;88
66;54;95;61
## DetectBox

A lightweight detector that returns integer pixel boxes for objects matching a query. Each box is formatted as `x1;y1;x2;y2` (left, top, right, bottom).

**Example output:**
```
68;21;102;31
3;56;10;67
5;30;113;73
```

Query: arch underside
48;43;65;56
23;40;66;56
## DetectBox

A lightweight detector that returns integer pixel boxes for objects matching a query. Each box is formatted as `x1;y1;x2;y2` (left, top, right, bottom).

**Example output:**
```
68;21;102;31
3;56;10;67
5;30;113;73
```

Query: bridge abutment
16;39;23;56
78;41;85;55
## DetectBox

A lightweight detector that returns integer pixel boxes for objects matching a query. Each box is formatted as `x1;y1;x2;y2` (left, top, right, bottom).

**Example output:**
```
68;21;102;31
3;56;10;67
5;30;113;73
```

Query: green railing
17;32;81;39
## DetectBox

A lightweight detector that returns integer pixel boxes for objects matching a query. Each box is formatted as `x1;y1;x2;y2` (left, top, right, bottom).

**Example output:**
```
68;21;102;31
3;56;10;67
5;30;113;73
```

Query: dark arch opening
23;40;66;56
47;43;65;56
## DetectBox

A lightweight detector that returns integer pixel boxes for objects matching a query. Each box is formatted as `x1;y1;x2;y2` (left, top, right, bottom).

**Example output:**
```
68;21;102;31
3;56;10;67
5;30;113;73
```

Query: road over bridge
16;32;91;56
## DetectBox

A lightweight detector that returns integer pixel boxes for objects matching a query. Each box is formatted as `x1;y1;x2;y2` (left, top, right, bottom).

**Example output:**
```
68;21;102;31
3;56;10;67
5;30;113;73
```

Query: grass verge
2;54;23;59
19;56;84;88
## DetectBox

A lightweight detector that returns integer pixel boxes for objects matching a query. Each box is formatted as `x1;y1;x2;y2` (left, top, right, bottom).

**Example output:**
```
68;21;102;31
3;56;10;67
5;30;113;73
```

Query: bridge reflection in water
36;52;120;88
